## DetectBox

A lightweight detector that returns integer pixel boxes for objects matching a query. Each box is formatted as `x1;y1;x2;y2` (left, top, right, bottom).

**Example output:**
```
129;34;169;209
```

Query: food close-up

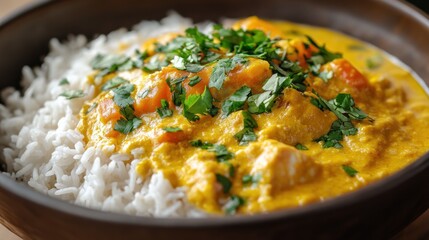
0;1;429;239
2;14;429;217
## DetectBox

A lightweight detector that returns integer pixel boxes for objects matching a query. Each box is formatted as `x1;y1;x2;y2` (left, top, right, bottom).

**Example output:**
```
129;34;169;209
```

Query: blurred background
0;0;428;239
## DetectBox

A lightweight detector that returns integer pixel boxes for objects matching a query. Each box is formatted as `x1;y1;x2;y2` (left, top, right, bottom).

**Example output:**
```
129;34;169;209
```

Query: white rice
0;13;207;218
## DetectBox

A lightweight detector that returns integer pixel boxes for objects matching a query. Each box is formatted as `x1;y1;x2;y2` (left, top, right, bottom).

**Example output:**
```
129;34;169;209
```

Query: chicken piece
240;140;321;198
257;88;337;145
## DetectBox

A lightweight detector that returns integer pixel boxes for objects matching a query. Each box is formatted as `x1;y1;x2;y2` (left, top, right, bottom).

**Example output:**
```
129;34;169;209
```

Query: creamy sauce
76;17;429;214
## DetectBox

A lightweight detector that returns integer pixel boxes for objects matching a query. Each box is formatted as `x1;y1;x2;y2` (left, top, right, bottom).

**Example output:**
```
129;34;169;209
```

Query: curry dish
75;17;429;215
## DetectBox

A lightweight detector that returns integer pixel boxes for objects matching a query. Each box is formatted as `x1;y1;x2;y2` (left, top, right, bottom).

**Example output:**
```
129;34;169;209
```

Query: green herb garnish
190;140;233;162
85;102;98;115
306;36;342;64
59;78;70;86
215;174;232;194
183;87;217;121
366;55;383;70
342;165;358;177
101;76;129;91
242;173;261;185
234;111;258;145
188;76;202;87
60;90;85;100
209;55;248;90
295;143;309;150
224;195;245;215
222;86;252;117
114;117;142;134
112;83;135;108
163;127;182;132
137;88;150;99
156;99;173;118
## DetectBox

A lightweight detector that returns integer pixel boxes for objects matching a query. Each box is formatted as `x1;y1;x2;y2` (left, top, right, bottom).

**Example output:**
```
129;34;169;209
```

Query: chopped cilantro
156;99;173;118
90;54;130;70
114;117;142;134
247;91;277;114
137;88;150;99
306;36;342;64
188;76;202;86
185;63;204;73
85;102;98;115
342;165;358;177
59;90;85;100
234;111;258;145
59;78;70;86
222;86;251;117
190;140;233;162
366;55;383;70
215;174;232;194
242;173;261;185
163;127;182;132
209;55;248;90
101;76;129;91
295;143;309;150
166;76;187;106
112;83;135;108
311;92;372;148
224;195;245;215
90;54;133;79
234;128;257;145
183;87;217;121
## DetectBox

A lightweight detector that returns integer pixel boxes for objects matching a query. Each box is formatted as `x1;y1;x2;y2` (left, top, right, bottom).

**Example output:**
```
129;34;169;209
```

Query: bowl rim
0;0;428;228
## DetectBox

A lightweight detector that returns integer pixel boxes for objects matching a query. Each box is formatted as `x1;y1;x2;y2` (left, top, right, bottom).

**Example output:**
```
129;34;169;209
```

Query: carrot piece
232;16;284;38
99;99;121;122
104;121;120;138
134;79;172;115
330;59;369;89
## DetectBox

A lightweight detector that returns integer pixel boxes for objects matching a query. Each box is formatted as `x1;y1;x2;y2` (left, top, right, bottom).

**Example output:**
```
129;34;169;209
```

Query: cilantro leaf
366;55;383;70
342;165;359;177
190;140;234;162
85;102;98;115
306;36;342;63
114;117;142;134
215;174;232;194
224;195;245;215
156;99;173;118
137;88;150;99
90;54;130;70
163;127;182;132
60;90;85;100
209;55;248;90
242;173;262;185
234;111;258;145
247;91;277;114
221;86;251;117
295;143;309;150
183;87;217;121
112;83;135;108
101;76;129;91
188;76;202;86
59;78;70;86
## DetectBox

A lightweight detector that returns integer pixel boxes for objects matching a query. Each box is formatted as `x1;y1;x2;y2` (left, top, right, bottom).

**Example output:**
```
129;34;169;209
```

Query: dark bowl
1;0;429;239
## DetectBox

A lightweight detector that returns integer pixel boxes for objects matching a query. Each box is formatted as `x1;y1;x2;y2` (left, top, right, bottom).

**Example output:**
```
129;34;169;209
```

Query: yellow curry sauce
76;17;429;214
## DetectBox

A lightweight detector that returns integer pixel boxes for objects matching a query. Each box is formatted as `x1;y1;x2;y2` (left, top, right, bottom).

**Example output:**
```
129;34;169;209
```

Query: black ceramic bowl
1;0;429;239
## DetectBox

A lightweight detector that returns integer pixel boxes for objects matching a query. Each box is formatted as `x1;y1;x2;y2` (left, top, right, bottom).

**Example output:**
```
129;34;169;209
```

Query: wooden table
0;0;428;239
